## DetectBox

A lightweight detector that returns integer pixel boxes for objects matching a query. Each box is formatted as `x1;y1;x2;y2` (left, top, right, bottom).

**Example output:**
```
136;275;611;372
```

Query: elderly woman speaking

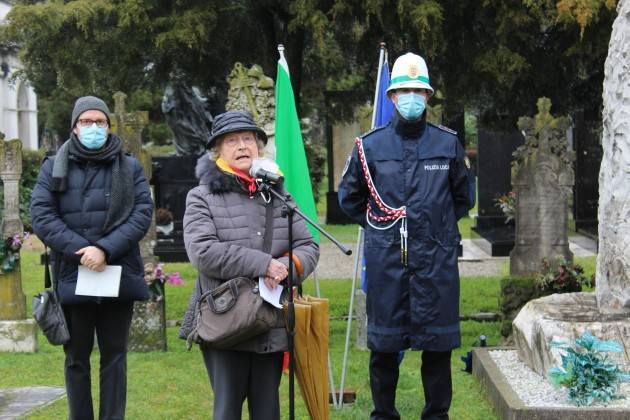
183;111;319;420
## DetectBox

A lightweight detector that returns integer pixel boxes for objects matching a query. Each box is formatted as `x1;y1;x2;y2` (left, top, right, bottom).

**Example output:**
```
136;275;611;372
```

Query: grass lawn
2;248;505;419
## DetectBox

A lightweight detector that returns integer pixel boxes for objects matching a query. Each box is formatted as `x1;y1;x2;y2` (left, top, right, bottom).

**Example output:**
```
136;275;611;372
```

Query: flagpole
371;42;387;128
338;42;387;409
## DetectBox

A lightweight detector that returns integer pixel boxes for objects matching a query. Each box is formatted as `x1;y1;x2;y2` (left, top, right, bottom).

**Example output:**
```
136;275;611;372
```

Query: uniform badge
341;154;352;178
464;156;471;169
408;63;419;79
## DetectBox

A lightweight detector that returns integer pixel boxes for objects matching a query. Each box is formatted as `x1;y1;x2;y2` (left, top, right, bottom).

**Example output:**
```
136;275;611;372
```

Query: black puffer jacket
181;156;319;353
30;149;153;305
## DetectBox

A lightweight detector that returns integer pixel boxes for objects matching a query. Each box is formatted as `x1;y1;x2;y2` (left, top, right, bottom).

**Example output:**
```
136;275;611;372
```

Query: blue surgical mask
79;124;108;149
395;93;426;120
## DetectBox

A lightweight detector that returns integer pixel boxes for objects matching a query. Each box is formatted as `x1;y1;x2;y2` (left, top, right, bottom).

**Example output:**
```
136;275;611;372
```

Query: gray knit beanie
70;96;111;128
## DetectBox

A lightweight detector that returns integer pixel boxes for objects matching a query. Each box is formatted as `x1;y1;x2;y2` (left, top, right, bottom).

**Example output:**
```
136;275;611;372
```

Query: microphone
250;158;284;184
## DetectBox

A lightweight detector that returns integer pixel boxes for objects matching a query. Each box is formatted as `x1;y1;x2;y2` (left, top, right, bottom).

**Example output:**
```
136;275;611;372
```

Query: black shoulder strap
262;198;274;254
44;245;52;289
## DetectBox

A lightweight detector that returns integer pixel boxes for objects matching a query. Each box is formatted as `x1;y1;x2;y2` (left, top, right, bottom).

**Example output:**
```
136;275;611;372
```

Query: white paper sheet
258;277;284;309
75;265;122;297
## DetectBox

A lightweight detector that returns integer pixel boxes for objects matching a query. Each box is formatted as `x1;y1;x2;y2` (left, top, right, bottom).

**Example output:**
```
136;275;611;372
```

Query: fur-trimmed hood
194;154;246;194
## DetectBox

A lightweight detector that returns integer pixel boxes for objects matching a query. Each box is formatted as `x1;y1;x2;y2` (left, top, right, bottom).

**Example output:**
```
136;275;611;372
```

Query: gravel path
489;349;630;408
314;242;506;279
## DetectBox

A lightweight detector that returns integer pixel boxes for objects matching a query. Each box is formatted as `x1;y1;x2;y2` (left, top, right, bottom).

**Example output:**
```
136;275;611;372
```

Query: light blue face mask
395;93;426;120
79;124;108;149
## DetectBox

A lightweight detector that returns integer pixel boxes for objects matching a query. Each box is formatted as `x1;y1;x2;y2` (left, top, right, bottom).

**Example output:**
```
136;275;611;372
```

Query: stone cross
0;139;26;321
597;0;630;314
509;98;574;276
0;138;37;354
226;62;276;157
109;92;156;264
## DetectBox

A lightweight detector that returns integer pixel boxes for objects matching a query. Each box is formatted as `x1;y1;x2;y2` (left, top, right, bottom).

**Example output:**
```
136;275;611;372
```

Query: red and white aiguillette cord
355;137;408;265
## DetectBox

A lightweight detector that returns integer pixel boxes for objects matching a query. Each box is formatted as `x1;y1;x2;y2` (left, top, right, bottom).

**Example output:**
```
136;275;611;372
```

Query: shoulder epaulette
429;122;458;136
360;124;388;139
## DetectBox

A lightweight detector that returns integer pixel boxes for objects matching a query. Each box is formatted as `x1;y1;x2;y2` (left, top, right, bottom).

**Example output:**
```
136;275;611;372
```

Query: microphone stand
258;182;351;420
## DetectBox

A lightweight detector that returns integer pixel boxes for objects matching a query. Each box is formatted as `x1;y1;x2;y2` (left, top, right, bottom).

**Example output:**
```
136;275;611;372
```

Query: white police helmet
387;52;434;95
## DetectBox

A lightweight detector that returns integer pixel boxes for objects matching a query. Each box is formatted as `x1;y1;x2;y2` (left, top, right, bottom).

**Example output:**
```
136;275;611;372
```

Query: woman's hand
264;259;288;290
76;246;106;272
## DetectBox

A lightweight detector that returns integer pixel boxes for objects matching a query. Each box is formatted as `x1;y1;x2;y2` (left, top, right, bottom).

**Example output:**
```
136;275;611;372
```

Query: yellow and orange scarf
216;157;258;195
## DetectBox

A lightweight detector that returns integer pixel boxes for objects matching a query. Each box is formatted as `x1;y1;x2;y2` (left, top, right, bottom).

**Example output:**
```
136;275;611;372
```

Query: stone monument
0;139;37;352
110;92;156;265
510;98;574;277
512;3;630;377
225;62;276;158
110;93;166;352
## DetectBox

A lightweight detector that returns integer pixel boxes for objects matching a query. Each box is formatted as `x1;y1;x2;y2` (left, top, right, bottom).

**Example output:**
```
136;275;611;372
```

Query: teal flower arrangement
549;331;630;406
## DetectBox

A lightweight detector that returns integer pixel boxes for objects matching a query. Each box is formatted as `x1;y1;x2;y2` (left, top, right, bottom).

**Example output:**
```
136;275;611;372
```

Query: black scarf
52;134;135;234
393;109;427;138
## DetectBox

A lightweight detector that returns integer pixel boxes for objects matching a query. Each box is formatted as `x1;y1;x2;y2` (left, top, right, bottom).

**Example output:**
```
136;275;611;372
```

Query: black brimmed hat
207;111;268;149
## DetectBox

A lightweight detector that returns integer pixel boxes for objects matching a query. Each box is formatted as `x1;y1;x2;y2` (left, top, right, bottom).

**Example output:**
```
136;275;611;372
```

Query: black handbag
186;198;283;349
32;247;70;346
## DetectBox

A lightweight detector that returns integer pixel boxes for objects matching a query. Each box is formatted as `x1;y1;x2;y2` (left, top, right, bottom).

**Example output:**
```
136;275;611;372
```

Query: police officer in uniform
338;53;475;420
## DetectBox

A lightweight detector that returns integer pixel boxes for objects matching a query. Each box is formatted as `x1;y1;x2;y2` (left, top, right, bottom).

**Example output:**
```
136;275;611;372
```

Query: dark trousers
62;301;134;420
370;350;452;420
201;347;284;420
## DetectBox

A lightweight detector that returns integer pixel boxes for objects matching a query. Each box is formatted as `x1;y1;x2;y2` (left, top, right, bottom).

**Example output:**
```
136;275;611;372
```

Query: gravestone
510;98;574;277
572;111;601;238
0;139;37;352
225;62;276;158
513;2;630;377
152;155;197;262
472;129;524;256
110;93;165;352
110;92;156;265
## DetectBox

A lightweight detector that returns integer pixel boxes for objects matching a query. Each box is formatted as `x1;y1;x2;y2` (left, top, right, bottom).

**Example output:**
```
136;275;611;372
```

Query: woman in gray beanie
30;95;153;420
181;110;319;420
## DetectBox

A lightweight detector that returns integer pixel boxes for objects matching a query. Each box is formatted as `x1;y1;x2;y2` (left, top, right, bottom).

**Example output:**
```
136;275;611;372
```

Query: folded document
75;265;122;297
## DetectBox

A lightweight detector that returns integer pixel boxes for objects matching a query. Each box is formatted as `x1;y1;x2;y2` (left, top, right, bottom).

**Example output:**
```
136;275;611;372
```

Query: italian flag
275;46;320;242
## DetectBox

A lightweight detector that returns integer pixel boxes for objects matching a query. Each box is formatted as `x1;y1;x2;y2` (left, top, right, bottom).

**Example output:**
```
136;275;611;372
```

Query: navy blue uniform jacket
338;112;474;352
30;150;153;305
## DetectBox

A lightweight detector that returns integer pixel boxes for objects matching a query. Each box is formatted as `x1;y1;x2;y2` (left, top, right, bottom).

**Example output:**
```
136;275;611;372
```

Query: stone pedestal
512;293;630;377
0;319;38;352
0;270;26;320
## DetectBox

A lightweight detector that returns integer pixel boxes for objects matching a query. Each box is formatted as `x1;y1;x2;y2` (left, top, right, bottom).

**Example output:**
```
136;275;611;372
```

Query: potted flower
0;232;30;274
535;258;592;295
143;262;184;301
494;191;517;223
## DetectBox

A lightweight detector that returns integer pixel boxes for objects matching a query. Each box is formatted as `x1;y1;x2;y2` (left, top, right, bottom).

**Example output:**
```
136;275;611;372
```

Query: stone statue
226;62;276;157
512;3;630;377
509;98;574;276
162;80;213;157
597;0;630;315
